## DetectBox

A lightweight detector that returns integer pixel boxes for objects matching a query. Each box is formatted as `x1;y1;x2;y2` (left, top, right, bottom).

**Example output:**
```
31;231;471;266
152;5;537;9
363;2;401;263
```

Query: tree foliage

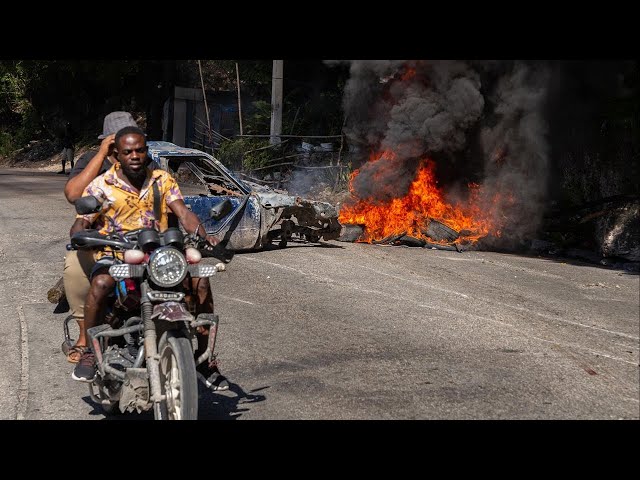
0;60;150;154
0;60;349;157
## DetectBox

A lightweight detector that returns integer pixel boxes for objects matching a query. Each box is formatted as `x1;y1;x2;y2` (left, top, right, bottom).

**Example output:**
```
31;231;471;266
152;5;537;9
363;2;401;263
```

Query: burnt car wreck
147;142;341;250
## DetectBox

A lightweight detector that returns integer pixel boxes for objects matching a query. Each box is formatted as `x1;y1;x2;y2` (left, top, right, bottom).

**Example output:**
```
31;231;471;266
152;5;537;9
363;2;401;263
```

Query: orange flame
400;67;417;81
339;151;502;243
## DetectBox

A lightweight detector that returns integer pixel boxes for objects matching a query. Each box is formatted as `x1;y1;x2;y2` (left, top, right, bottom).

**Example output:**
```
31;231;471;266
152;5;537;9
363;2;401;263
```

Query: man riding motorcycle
62;111;140;364
69;125;228;390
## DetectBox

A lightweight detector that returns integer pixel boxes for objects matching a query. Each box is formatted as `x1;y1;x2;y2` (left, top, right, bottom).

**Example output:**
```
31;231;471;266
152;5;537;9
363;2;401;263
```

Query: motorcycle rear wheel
155;331;198;420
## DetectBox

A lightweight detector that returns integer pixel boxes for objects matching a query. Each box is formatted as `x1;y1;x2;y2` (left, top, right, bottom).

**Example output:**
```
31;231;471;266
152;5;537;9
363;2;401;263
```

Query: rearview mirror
75;196;102;215
209;199;233;221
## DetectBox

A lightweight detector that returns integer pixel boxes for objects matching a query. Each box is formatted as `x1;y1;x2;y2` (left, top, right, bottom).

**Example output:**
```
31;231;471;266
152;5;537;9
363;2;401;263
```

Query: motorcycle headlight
147;247;187;288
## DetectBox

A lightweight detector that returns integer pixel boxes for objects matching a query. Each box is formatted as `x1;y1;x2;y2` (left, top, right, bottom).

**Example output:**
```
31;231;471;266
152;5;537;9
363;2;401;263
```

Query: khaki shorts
62;250;96;320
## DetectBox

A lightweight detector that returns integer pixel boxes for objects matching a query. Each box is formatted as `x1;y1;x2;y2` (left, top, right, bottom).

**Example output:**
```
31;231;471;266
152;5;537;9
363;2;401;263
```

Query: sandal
62;341;87;364
61;339;73;356
62;316;86;364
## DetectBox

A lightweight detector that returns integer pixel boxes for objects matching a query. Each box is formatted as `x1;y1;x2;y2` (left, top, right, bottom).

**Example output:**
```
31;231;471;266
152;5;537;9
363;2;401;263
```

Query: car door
163;155;262;251
184;193;262;250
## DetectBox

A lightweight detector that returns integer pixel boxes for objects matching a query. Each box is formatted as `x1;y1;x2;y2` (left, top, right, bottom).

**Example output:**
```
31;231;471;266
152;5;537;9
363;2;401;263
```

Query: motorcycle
66;195;234;419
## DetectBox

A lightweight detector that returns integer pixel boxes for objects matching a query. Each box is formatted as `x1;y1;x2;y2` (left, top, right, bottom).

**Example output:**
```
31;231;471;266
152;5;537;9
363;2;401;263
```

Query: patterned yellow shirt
77;163;184;254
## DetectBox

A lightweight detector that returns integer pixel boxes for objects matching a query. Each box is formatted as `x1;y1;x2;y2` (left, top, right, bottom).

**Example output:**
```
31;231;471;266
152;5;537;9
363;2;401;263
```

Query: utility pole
235;62;243;135
270;60;283;145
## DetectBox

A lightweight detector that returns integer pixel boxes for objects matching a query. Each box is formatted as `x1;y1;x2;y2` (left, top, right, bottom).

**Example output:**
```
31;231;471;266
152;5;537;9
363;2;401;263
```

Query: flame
400;67;417;81
339;151;504;243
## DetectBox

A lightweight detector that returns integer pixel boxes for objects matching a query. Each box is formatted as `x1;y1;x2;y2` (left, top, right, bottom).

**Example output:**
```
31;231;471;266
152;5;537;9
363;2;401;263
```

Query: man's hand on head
99;134;116;157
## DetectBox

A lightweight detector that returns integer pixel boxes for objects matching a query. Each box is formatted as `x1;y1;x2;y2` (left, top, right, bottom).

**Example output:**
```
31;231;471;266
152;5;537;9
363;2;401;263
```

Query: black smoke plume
337;60;552;244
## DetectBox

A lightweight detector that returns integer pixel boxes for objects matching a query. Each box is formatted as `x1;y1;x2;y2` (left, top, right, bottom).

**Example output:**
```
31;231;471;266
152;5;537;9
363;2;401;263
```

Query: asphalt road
0;169;638;420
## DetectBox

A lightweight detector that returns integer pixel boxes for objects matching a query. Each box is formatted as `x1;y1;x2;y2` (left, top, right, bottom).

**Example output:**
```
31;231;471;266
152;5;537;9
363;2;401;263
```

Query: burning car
147;141;342;250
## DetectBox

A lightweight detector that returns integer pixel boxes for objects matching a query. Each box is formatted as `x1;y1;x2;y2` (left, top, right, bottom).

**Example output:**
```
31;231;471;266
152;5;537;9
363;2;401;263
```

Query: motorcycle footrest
193;313;218;327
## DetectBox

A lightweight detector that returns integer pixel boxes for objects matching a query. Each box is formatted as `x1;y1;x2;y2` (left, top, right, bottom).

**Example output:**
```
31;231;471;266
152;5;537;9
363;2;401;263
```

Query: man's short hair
115;126;146;146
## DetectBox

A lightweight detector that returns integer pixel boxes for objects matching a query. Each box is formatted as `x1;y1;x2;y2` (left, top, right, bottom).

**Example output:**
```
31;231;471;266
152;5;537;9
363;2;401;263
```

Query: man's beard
121;163;148;183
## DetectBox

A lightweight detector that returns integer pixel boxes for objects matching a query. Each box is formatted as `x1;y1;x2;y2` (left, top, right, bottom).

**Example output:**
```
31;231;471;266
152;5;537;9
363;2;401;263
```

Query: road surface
0;169;637;420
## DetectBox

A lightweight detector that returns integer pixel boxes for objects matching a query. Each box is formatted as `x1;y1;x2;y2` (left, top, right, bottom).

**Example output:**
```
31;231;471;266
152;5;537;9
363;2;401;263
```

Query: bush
217;137;277;172
0;104;43;157
243;100;271;135
0;131;16;157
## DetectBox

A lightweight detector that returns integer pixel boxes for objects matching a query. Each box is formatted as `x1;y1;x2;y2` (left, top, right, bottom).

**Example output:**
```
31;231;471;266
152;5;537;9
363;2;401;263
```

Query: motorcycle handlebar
70;231;134;251
196;237;234;263
69;229;233;263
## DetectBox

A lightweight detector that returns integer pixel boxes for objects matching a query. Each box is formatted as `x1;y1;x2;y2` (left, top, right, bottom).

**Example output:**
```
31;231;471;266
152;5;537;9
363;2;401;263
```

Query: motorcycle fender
150;301;194;322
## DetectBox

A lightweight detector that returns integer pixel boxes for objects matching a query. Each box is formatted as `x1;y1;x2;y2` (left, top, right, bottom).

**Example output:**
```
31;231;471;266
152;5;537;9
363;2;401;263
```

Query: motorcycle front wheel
155;331;198;420
102;400;120;415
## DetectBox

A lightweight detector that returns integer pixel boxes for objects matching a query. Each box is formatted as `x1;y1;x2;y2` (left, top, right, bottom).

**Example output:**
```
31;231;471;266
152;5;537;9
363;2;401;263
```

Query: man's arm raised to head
64;135;115;203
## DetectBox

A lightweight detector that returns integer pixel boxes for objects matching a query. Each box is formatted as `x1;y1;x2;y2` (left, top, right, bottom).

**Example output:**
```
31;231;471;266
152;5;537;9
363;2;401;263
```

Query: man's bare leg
72;270;114;382
190;277;229;390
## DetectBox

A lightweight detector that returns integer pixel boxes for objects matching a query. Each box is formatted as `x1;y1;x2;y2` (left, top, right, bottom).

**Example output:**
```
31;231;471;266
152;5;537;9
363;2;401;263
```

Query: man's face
115;133;149;181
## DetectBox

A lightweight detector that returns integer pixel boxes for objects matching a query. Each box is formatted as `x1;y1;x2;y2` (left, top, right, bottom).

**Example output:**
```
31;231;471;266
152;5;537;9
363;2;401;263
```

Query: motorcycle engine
103;344;137;371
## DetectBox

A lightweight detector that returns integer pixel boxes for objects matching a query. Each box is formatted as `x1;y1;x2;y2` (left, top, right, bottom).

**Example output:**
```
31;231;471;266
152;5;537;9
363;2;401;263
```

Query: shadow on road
53;298;70;314
80;380;267;420
198;382;268;420
261;240;344;252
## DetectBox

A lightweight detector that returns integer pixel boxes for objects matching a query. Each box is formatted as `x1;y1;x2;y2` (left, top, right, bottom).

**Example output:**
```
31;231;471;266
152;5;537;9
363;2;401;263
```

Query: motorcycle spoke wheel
157;333;198;420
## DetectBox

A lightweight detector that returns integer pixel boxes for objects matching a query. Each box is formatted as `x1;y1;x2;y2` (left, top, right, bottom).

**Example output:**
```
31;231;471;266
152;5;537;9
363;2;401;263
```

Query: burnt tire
156;332;198;420
306;232;320;243
425;220;459;242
